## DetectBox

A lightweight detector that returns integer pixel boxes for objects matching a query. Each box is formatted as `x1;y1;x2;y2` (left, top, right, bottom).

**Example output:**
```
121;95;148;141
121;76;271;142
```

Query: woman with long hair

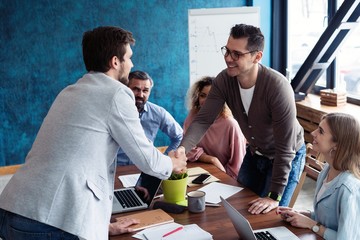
183;76;246;179
277;112;360;239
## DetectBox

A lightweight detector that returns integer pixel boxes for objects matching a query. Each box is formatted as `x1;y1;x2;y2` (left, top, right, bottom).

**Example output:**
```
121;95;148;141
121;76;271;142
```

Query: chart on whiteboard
188;7;259;86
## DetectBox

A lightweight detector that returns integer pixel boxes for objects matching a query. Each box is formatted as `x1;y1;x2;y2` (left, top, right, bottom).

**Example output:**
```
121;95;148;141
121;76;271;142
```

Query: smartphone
192;174;211;184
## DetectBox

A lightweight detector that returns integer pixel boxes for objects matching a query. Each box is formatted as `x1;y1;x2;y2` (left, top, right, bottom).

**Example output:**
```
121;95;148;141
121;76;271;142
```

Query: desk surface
110;163;321;240
296;93;360;118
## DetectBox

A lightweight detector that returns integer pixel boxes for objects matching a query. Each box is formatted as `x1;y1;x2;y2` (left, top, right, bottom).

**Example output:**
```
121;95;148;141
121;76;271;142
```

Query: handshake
168;146;187;174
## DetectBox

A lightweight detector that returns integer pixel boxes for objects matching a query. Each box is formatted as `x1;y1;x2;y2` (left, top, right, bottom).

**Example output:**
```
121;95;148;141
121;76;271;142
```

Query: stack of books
320;89;347;106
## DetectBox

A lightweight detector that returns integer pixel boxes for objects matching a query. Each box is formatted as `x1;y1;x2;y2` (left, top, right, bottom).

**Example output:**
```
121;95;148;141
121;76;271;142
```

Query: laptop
112;172;162;214
220;196;300;240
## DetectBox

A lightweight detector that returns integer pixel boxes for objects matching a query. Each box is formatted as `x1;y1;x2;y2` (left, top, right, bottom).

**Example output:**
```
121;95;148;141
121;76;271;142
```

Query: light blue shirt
117;101;183;165
311;163;360;240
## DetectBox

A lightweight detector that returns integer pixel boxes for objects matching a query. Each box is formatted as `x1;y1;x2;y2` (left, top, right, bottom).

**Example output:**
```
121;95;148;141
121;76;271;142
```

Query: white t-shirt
238;82;255;115
317;174;338;201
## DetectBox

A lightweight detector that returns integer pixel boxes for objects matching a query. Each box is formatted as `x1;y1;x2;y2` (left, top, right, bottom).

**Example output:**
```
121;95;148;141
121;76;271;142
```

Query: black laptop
112;172;162;214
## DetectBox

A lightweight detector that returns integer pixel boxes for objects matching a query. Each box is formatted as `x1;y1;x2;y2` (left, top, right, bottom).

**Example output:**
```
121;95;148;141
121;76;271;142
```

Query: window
288;1;328;84
287;0;360;104
337;14;360;97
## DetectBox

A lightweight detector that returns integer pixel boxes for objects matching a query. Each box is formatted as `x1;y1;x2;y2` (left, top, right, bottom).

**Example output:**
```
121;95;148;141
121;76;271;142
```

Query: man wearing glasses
179;23;305;215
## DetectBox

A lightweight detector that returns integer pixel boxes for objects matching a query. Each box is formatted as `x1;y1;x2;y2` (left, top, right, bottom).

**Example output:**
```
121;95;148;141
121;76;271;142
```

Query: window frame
272;0;360;105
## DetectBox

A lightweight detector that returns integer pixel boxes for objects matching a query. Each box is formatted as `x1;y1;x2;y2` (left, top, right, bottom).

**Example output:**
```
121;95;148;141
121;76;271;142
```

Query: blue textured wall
0;0;270;166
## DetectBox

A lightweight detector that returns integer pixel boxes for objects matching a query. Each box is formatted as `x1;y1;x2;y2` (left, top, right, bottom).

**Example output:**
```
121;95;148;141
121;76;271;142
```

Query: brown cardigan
181;64;304;194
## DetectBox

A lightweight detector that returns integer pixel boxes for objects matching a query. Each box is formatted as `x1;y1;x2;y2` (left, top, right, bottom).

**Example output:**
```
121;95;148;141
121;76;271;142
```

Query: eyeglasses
221;46;257;61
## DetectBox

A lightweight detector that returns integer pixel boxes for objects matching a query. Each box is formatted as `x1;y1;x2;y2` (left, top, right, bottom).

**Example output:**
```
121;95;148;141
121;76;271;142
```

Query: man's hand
109;217;140;235
248;197;279;214
169;146;187;173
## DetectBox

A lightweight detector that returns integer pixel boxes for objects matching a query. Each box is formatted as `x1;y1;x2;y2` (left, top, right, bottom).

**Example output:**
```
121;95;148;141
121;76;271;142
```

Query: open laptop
112;172;162;214
220;196;300;240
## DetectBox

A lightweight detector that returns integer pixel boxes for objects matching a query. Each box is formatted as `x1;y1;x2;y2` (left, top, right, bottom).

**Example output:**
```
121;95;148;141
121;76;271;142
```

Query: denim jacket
311;163;360;240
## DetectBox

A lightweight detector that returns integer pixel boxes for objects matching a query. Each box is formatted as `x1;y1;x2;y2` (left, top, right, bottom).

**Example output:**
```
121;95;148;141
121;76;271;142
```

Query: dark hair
189;76;213;110
82;26;135;72
128;70;154;87
230;24;264;52
187;76;232;118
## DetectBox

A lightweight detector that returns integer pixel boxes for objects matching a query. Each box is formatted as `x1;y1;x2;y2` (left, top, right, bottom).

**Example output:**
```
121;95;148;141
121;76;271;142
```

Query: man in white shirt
0;26;186;240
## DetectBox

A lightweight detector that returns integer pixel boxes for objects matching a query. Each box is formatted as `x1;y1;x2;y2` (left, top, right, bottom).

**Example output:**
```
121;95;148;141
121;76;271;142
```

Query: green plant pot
161;176;188;205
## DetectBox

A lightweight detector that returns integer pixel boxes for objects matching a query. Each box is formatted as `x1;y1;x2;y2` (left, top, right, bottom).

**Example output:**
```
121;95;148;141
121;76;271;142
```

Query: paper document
134;223;213;240
186;167;219;187
132;223;182;240
197;182;243;204
187;167;209;176
118;173;140;187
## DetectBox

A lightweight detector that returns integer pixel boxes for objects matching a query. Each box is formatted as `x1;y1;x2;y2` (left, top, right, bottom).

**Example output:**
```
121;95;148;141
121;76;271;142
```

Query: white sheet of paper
136;223;212;240
186;167;219;187
118;173;140;187
187;175;219;187
132;222;182;240
197;182;243;204
187;167;209;176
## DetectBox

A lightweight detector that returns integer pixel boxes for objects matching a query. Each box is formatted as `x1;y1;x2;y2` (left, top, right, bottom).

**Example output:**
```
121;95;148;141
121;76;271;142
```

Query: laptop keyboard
114;189;143;208
255;231;277;240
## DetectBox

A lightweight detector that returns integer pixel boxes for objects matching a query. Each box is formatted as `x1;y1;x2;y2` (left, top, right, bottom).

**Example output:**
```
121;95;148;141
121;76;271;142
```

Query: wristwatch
267;192;282;201
312;222;321;233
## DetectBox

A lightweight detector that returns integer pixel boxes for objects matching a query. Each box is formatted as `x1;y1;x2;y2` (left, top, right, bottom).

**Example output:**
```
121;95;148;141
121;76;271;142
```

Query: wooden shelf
296;94;360;143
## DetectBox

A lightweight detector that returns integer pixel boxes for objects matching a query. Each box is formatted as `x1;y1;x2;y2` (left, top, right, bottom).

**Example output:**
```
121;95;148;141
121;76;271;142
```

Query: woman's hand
277;207;316;229
209;156;226;172
199;154;226;172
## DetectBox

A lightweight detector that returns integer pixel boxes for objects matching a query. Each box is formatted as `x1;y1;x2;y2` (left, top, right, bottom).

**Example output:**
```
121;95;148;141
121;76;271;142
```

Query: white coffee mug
187;190;206;213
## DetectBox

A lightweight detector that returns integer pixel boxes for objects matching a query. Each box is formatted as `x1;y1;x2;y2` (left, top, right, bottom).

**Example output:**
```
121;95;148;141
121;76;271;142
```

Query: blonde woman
183;76;246;179
278;113;360;239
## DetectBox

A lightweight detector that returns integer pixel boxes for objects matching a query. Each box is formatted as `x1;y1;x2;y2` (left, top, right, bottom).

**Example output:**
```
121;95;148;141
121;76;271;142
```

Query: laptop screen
134;172;162;206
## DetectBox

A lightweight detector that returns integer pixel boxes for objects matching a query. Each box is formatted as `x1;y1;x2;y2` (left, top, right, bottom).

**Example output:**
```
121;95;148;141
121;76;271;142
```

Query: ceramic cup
187;190;206;213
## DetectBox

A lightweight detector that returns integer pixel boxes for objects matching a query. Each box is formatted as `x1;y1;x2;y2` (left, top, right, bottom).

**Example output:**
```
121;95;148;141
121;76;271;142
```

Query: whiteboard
188;7;260;85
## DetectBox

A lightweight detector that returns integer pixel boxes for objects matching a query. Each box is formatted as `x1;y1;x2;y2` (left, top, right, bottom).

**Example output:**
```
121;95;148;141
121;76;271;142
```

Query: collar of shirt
139;103;149;118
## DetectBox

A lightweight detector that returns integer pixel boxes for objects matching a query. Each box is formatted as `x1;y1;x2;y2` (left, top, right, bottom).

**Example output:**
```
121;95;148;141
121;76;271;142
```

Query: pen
205;203;221;207
162;226;184;238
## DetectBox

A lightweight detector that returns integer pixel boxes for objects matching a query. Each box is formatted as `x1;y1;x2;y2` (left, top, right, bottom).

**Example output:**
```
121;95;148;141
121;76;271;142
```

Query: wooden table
110;162;322;240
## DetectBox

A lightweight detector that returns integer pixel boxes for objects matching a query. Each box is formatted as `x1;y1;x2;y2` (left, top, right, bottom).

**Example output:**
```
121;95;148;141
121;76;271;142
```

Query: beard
135;97;146;113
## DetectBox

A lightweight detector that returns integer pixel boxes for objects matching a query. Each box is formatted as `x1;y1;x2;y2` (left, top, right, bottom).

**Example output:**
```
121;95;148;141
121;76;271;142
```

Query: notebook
116;209;174;231
220;197;300;240
112;172;162;214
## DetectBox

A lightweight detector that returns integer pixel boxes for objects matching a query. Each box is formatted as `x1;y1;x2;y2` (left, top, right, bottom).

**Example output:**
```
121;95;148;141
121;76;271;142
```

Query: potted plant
161;169;188;205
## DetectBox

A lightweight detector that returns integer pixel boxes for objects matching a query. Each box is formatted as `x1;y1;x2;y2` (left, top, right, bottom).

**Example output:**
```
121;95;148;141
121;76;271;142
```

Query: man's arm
158;109;183;154
180;77;225;153
109;88;173;179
